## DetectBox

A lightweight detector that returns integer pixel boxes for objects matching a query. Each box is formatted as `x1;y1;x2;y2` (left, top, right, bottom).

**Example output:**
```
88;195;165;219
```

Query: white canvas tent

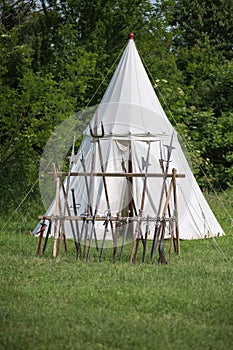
34;33;224;257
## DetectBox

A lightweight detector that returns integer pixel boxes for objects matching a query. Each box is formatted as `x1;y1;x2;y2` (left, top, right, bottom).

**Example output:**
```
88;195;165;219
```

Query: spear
90;115;117;259
71;188;81;258
36;220;47;256
130;209;142;264
80;154;99;252
157;178;173;264
113;212;121;261
150;220;161;262
151;132;174;262
86;210;96;262
142;215;150;263
119;210;130;262
58;137;76;254
42;220;52;254
133;142;151;262
79;208;87;258
52;163;60;258
99;211;110;262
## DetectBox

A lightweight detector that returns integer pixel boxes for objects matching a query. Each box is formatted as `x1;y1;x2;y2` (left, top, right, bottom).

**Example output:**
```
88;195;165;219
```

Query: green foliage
171;0;233;59
165;0;233;189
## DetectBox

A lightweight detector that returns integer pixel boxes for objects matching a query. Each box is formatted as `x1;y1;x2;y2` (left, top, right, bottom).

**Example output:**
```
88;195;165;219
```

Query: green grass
0;189;232;350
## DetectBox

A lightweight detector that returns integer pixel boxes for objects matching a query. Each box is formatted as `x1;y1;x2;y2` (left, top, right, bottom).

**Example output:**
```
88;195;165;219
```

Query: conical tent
35;34;224;249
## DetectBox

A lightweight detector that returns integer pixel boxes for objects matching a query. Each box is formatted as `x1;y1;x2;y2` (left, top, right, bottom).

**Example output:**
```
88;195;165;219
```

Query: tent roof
86;35;174;137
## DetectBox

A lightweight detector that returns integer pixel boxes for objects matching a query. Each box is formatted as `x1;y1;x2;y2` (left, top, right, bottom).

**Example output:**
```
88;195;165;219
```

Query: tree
171;0;233;60
164;0;233;189
0;1;97;211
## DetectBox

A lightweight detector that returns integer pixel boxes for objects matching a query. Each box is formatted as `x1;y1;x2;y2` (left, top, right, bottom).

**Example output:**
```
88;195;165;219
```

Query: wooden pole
130;142;151;263
48;171;185;178
130;209;142;264
53;164;60;258
42;220;52;255
36;220;46;256
142;215;149;263
172;168;180;255
169;218;175;262
80;156;99;252
119;211;130;262
99;212;110;262
97;138;116;256
157;179;173;264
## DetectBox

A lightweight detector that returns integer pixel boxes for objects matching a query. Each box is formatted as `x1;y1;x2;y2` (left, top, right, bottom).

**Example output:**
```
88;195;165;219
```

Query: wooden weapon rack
36;118;185;263
36;165;185;264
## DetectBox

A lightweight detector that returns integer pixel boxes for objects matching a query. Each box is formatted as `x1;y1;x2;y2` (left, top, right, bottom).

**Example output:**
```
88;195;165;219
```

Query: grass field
0;189;232;350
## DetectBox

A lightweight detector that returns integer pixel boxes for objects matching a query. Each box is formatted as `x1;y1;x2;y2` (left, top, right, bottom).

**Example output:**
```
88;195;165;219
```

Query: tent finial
129;32;134;39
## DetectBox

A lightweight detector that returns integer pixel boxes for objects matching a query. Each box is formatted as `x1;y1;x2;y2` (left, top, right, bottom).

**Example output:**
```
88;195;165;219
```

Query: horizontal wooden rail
48;171;185;178
38;215;177;222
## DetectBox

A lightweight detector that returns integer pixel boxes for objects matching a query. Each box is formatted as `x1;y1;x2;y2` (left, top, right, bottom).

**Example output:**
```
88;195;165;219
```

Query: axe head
142;157;150;170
